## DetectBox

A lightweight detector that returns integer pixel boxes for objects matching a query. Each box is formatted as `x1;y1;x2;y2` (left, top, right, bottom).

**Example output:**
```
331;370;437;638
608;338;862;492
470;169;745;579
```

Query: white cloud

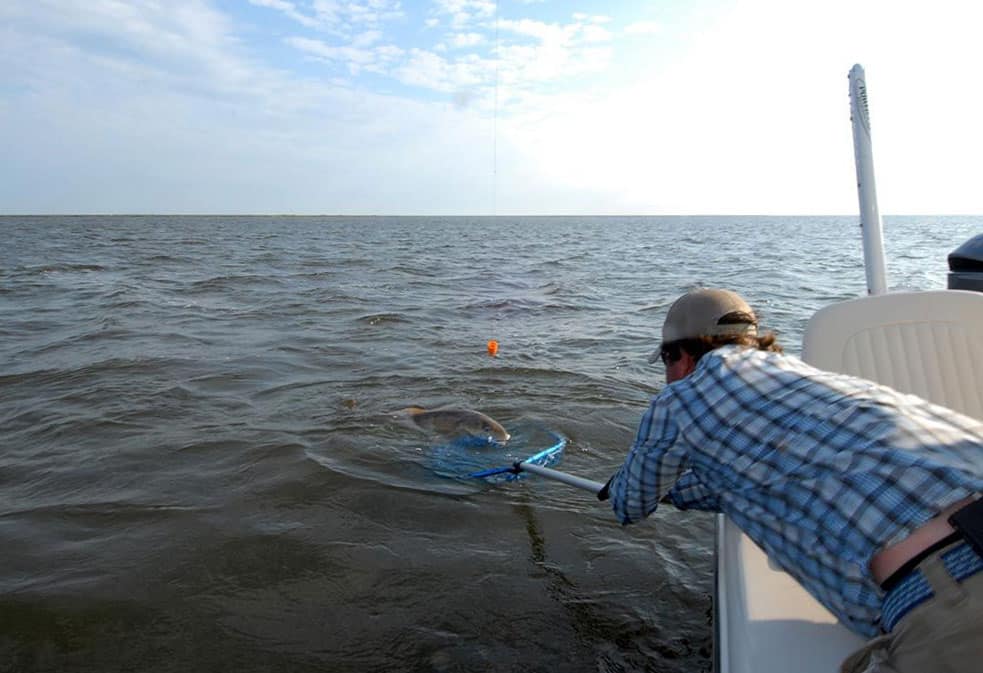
451;32;485;48
375;44;405;61
344;0;404;27
249;0;404;35
499;18;573;45
311;0;343;27
1;0;268;97
430;0;496;29
488;17;613;91
352;29;383;48
571;13;612;24
261;0;406;78
247;0;319;28
624;20;661;36
498;16;611;47
5;0;983;215
0;2;501;215
287;36;402;75
581;24;611;43
393;48;489;92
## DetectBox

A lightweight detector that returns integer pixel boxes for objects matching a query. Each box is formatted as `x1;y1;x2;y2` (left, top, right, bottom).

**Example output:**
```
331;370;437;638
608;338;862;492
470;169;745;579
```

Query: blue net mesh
427;425;566;483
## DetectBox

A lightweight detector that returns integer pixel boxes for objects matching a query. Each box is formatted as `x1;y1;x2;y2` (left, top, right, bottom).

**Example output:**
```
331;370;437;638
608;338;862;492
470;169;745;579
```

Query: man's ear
678;349;698;378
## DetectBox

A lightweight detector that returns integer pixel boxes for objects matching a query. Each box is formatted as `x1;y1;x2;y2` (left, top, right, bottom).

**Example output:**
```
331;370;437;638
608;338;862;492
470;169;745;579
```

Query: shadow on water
0;596;340;673
511;495;711;673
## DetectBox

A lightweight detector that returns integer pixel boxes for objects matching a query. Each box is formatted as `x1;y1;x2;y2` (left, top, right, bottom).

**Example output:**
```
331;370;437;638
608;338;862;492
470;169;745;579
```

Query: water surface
1;215;978;672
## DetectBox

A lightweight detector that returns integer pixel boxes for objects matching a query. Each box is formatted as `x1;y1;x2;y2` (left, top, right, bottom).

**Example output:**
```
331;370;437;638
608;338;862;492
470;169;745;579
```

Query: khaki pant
840;550;983;673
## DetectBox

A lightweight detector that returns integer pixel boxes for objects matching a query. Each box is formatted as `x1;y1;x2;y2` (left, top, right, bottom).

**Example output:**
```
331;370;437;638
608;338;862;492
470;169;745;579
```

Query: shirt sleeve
667;470;720;511
609;392;689;524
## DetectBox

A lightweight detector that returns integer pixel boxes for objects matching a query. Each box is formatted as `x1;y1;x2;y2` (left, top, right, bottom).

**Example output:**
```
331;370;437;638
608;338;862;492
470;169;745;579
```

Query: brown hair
674;332;783;362
660;310;782;364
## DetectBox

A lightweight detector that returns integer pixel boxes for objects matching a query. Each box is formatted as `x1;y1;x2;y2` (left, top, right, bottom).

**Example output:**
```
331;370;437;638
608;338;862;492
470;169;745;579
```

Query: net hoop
466;431;566;482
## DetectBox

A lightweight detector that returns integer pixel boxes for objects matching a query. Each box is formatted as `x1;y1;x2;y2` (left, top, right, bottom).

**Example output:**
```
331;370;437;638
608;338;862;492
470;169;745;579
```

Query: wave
356;312;410;325
0;356;192;388
184;274;286;294
0;501;201;523
19;263;108;275
460;297;582;313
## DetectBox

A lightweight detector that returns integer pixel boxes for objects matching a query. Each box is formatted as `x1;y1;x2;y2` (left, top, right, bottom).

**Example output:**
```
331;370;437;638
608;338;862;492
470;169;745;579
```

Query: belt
880;498;983;633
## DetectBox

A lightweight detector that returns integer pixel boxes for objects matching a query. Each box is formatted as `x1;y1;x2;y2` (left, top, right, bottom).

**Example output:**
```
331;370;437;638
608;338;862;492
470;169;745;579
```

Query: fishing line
492;0;499;216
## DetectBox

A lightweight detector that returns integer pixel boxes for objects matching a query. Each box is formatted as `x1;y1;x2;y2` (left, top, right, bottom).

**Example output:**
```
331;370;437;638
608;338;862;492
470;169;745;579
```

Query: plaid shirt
609;345;983;637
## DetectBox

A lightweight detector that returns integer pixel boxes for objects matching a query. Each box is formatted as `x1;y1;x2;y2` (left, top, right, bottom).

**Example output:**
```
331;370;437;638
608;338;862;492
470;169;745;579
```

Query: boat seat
717;289;983;673
801;289;983;420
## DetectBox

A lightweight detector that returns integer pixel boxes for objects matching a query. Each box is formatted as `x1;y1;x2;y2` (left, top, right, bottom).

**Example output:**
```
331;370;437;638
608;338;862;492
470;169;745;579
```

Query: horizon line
2;212;981;218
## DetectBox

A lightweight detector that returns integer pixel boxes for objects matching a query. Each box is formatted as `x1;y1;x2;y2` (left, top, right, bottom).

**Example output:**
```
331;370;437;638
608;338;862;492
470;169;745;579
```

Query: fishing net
427;424;566;483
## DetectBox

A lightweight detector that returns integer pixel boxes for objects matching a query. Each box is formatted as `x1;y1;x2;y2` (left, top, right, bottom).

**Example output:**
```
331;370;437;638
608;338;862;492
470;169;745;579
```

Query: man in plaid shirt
606;288;983;673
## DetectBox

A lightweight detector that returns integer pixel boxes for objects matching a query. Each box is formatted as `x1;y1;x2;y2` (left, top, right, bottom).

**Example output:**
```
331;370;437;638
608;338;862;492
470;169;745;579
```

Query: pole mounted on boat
848;64;889;295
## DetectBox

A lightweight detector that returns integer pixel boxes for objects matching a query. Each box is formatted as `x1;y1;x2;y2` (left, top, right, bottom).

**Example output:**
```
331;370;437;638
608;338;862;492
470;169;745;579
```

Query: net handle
515;462;609;499
470;460;609;500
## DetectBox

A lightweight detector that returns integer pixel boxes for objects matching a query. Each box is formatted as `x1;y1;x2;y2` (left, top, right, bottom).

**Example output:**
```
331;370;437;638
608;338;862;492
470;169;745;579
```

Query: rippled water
1;215;979;672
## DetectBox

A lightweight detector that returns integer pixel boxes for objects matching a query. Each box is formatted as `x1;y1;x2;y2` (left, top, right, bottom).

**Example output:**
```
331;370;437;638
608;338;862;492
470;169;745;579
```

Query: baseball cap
648;288;758;363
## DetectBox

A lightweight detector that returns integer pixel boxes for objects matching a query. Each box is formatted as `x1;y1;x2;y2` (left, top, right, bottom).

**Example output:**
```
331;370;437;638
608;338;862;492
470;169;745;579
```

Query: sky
2;0;982;215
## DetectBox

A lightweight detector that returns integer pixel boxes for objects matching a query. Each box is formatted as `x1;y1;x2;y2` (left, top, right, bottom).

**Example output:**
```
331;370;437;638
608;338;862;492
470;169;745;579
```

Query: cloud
498;16;612;47
490;17;613;90
393;48;489;92
573;12;612;23
352;29;383;48
8;0;981;215
1;0;268;98
248;0;404;35
254;1;407;79
341;0;404;28
287;35;403;75
266;4;617;103
246;2;615;105
451;32;485;48
0;0;417;132
624;20;661;36
0;2;503;214
247;0;319;28
581;24;612;43
372;9;616;107
498;18;572;44
430;0;496;29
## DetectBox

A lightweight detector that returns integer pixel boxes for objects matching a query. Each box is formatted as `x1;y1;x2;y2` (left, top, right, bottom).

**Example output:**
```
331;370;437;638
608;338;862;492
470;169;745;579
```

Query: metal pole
849;64;889;295
516;461;607;495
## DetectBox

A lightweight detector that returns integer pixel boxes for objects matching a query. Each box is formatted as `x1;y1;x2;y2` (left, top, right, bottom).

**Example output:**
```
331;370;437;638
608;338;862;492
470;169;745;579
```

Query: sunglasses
659;342;682;365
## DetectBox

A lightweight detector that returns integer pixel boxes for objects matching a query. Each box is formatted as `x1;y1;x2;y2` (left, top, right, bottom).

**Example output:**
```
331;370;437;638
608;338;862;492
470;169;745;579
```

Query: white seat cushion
802;289;983;420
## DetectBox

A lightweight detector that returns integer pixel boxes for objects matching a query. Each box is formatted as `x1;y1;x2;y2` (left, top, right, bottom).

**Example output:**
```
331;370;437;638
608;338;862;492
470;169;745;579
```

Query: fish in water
400;406;510;444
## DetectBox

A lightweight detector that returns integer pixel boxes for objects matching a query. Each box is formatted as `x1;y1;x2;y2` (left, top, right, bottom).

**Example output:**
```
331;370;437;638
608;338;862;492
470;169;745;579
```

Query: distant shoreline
3;213;979;218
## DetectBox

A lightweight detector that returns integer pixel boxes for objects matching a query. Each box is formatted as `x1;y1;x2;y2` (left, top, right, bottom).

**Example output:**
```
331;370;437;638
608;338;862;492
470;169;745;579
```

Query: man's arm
666;470;720;511
608;394;690;523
